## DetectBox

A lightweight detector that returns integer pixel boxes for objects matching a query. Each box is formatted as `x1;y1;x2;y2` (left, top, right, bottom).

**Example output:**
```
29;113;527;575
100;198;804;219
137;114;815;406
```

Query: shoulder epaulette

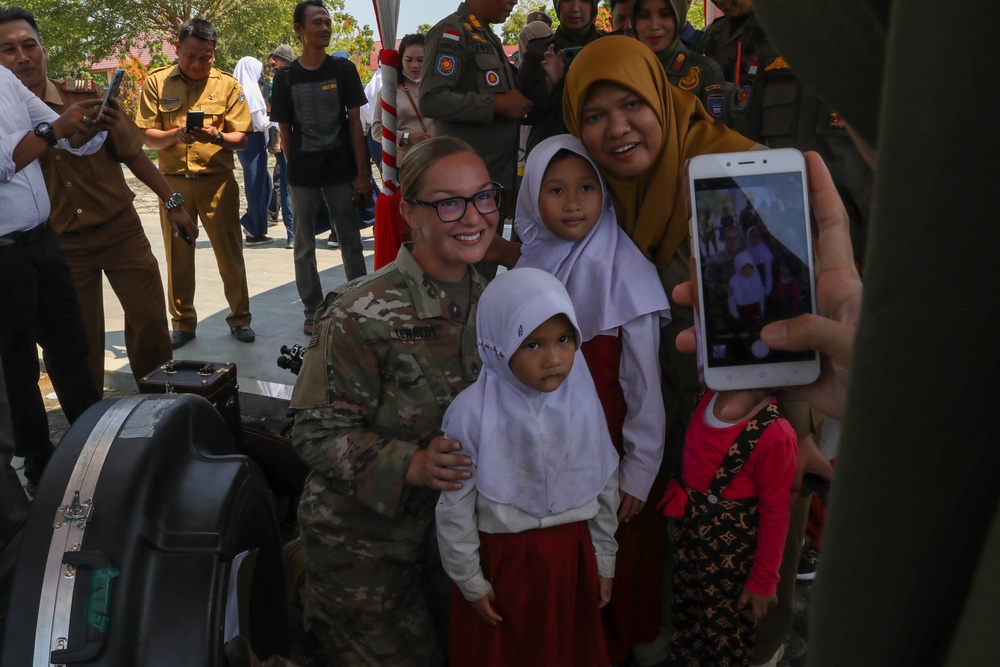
60;78;97;93
148;65;173;74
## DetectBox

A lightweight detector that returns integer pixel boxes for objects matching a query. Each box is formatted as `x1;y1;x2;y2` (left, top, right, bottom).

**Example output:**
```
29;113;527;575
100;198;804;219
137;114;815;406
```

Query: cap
526;11;552;26
270;45;294;63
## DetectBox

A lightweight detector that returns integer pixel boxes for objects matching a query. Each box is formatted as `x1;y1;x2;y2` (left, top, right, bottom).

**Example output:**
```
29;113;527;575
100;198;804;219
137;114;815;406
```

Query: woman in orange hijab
562;35;759;666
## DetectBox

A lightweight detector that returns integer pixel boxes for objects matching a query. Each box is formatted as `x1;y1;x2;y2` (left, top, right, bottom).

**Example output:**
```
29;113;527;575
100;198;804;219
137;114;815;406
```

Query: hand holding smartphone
95;68;124;123
686;148;820;391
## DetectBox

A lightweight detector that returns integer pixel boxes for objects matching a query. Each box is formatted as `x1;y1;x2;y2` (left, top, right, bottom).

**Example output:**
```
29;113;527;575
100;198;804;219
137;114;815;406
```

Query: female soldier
288;137;501;665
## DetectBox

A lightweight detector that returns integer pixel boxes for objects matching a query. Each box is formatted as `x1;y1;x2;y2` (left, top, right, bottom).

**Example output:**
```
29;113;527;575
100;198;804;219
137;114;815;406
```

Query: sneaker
285;238;294;249
245;235;274;247
327;236;339;248
797;545;819;581
303;319;314;336
231;325;255;343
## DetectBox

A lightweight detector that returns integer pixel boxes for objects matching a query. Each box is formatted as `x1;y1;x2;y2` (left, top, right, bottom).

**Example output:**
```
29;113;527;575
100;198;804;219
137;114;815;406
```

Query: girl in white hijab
728;251;767;331
437;267;619;667
232;56;273;243
515;135;670;659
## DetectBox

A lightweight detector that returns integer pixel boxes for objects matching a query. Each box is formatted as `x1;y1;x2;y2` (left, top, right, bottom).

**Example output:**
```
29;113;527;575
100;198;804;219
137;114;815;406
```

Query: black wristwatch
162;193;184;210
213;133;224;146
34;122;57;148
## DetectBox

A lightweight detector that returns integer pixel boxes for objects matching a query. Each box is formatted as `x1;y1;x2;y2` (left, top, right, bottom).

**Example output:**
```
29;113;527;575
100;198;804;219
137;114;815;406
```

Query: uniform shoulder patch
679;66;701;91
437;54;458;77
765;56;790;71
670;52;686;72
707;93;725;118
237;91;246;103
443;28;461;42
60;78;97;93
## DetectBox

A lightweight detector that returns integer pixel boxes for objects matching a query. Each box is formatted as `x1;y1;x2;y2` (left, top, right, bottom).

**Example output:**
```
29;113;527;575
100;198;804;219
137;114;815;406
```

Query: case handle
50;550;118;664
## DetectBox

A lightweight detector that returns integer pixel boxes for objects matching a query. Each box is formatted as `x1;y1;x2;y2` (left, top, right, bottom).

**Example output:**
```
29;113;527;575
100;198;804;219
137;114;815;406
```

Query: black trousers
0;225;100;480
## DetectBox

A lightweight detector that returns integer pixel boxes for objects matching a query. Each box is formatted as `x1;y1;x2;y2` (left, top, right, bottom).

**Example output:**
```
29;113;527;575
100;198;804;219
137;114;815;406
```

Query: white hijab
729;251;766;306
233;57;267;118
442;268;619;517
515;135;670;341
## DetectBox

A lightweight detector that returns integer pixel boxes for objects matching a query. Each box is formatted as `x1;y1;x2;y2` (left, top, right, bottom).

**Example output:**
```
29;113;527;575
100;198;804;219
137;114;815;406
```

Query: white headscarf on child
515;135;671;342
442;268;619;517
233;57;268;131
729;251;766;305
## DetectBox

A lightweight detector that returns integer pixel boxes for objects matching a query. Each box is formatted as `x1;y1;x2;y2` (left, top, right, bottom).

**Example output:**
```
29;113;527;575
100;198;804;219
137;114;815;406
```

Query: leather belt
0;222;49;246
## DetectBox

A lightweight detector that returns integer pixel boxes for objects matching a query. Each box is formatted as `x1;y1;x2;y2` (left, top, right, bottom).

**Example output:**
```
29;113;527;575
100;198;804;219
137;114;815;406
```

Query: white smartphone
685;148;820;392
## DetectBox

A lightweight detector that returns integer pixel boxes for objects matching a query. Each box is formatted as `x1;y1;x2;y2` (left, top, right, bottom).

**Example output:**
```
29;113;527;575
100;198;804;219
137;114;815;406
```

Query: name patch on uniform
437;55;457;76
392;325;442;341
485;70;500;87
708;93;725;117
163;97;181;103
679;66;701;91
443;29;461;42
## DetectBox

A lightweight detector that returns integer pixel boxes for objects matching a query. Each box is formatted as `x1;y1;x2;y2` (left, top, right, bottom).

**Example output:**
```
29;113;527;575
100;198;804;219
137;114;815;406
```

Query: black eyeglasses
407;183;504;223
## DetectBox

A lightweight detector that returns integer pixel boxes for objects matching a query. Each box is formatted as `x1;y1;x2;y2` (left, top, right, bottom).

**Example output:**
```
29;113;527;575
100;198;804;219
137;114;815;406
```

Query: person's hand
53;99;104;138
598;577;613;609
408;130;432;146
617;491;645;523
540;44;565;89
470;589;502;625
174;126;197;145
674;151;861;420
166;206;198;245
94;97;122;128
494;90;532;121
353;174;373;206
189;125;223;145
739;588;777;621
482;235;520;269
404;436;472;490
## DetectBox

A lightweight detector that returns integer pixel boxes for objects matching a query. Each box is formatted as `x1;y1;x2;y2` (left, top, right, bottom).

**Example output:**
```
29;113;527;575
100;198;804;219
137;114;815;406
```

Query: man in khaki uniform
136;17;255;347
0;7;196;388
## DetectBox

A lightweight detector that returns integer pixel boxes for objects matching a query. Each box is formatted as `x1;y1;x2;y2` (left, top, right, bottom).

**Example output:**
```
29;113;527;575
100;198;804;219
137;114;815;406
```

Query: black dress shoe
231;325;255;343
170;330;196;349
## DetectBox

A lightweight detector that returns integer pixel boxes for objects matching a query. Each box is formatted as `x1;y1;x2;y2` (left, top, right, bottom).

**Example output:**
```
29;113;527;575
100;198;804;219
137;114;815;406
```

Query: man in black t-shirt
270;0;370;335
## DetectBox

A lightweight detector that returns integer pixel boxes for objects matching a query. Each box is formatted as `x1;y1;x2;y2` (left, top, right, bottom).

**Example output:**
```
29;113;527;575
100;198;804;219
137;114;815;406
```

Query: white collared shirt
0;66;105;234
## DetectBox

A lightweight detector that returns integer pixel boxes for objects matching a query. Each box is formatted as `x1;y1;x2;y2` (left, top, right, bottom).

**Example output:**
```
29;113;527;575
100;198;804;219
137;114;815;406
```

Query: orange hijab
563;36;754;268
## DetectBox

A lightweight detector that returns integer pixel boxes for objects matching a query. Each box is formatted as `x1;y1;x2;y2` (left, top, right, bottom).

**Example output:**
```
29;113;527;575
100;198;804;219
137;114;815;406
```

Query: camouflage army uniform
289;244;484;665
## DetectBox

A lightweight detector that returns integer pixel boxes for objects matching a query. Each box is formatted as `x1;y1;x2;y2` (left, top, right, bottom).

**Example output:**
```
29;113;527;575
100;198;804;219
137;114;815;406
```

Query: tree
20;0;371;80
416;23;433;35
499;2;557;45
687;2;706;30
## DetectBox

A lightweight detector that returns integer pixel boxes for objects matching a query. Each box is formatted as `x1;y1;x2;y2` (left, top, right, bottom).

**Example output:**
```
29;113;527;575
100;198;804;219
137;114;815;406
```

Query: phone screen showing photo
694;171;815;369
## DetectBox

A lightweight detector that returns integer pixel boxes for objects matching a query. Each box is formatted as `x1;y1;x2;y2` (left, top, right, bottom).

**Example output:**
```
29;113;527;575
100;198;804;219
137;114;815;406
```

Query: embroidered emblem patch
671;53;686;71
237;91;246;103
765;56;790;71
679;66;701;91
737;85;752;111
708;94;725;117
828;112;846;129
437;55;457;76
443;29;461;42
485;70;500;87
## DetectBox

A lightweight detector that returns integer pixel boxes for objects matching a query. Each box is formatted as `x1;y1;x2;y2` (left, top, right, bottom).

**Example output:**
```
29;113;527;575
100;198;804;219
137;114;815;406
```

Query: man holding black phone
136;17;255;348
0;7;190;389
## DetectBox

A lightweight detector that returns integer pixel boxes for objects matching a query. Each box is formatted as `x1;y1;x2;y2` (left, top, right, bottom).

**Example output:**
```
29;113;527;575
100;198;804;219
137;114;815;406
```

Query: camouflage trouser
300;532;443;667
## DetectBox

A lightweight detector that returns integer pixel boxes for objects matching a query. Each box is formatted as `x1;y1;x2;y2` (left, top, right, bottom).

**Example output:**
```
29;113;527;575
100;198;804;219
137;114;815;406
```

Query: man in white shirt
0;63;106;487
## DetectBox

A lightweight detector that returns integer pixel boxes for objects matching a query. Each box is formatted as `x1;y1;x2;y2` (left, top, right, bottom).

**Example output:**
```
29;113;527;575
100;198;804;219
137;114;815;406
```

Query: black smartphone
178;228;195;247
186;110;204;131
563;46;583;63
802;471;831;500
96;68;124;122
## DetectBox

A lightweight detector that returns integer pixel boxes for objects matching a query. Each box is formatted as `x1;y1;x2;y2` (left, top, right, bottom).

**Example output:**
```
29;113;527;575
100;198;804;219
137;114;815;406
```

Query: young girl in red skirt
436;267;621;667
514;135;671;665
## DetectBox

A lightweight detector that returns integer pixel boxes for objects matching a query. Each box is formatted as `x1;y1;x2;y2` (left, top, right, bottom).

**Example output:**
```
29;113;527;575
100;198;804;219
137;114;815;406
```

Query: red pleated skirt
448;521;609;667
582;333;665;663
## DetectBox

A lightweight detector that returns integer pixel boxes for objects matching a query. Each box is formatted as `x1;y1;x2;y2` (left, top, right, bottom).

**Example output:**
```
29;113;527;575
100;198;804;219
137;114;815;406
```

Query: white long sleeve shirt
0;66;105;234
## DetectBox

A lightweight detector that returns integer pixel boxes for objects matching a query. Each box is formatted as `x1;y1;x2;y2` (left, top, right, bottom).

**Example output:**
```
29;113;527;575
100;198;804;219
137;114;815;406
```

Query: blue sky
343;0;510;39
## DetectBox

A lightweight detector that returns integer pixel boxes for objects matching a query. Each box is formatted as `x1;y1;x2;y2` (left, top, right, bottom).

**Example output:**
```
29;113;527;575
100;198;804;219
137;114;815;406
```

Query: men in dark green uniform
420;0;530;207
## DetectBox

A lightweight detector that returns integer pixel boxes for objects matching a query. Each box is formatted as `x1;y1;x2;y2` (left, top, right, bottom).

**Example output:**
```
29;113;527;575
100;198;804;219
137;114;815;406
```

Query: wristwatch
162;193;184;210
400;131;410;146
213;133;224;145
34;122;57;148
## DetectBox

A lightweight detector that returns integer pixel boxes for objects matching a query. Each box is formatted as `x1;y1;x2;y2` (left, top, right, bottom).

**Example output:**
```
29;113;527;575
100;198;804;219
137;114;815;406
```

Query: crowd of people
0;0;992;666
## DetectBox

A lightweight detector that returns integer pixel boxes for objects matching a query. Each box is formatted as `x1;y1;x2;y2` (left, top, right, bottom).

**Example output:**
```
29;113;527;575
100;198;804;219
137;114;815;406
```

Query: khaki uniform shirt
39;78;146;233
420;3;519;193
290;245;485;564
134;65;250;175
